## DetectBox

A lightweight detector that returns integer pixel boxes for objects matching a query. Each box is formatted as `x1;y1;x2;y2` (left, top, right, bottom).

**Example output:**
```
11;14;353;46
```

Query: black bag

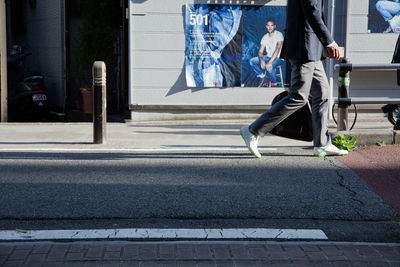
269;91;313;141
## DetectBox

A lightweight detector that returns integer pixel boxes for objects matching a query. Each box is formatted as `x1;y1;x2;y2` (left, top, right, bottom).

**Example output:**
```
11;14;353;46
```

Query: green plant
332;133;356;151
377;141;386;146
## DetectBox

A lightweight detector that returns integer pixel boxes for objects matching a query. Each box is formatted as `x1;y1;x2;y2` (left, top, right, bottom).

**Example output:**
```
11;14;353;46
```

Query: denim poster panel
368;0;400;33
185;4;242;87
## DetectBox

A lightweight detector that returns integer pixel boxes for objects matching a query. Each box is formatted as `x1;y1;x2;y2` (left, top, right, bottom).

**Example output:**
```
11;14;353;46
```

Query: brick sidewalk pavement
0;241;399;267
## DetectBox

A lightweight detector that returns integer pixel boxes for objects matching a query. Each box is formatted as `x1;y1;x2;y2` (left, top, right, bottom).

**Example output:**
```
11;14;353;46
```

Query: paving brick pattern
0;241;399;267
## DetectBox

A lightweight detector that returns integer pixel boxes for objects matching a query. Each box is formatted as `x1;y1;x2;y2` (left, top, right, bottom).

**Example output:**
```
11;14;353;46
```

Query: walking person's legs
240;60;315;158
240;60;348;157
309;61;331;148
251;61;314;136
308;61;347;156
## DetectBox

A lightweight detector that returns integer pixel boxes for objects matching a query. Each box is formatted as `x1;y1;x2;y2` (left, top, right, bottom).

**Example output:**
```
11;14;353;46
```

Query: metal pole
335;98;400;104
337;58;352;131
327;0;336;120
334;63;400;71
0;0;7;122
92;61;106;144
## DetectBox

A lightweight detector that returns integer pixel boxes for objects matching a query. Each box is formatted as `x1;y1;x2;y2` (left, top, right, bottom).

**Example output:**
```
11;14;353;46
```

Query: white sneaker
313;144;349;157
257;73;266;78
240;126;261;158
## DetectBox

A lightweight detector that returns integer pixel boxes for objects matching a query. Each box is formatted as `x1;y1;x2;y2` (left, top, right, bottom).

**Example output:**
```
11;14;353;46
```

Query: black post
92;61;106;144
337;58;352;131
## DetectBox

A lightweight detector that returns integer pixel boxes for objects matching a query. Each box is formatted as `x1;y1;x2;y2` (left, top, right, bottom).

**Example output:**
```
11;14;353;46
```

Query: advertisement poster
241;5;289;87
185;4;242;87
185;4;289;88
368;0;400;33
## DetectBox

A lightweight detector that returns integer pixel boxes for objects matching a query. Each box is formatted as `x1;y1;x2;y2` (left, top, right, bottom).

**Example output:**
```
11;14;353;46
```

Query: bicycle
381;104;400;128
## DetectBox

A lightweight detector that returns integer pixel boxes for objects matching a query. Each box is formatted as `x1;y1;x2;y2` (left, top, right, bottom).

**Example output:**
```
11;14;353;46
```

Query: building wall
128;0;400;120
129;0;288;119
25;0;65;111
343;0;399;98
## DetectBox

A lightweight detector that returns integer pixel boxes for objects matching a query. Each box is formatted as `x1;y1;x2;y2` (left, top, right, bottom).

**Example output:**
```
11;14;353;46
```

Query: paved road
0;147;398;243
0;120;399;266
337;145;400;214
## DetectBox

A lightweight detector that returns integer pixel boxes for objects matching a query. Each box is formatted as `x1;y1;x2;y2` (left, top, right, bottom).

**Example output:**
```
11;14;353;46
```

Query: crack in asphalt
325;157;366;219
336;169;365;205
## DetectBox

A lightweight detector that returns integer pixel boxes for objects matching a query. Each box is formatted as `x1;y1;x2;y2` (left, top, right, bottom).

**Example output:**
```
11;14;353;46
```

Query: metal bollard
337;58;352;131
92;61;106;144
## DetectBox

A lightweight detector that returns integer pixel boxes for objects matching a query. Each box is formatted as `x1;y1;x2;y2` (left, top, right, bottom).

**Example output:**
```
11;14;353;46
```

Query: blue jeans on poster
376;0;400;21
250;56;284;83
185;4;242;87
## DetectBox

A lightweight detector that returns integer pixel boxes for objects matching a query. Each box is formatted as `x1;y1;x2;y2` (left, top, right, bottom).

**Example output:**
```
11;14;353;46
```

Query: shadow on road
0;151;315;160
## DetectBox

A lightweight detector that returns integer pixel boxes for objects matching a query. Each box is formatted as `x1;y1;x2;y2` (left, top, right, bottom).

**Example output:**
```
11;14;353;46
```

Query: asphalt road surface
0;147;399;243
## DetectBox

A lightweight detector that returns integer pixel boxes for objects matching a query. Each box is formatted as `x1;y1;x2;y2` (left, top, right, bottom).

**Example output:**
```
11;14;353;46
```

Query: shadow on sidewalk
0;142;92;145
0;151;316;160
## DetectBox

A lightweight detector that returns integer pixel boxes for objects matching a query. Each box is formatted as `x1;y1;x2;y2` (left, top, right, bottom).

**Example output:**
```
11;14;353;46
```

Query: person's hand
266;62;273;71
260;60;266;70
326;42;341;60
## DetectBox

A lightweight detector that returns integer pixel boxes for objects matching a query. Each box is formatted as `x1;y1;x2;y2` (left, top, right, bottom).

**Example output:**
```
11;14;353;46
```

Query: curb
334;130;396;146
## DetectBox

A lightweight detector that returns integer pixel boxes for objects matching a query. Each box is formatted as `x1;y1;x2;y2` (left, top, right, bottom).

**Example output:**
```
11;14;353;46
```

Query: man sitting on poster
376;0;400;32
249;17;284;87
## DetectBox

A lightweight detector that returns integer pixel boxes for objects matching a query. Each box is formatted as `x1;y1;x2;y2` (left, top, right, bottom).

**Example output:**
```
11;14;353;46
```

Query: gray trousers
251;60;331;147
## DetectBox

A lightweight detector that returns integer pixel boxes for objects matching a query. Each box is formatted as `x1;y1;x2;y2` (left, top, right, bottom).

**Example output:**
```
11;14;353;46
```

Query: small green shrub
377;141;386;146
332;133;356;151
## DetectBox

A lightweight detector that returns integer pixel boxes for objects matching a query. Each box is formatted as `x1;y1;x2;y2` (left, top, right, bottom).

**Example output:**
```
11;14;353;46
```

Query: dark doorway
65;0;127;122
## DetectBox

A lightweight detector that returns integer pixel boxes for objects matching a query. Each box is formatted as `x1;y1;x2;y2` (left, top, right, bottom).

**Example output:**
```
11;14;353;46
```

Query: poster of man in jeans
368;0;400;33
185;4;289;88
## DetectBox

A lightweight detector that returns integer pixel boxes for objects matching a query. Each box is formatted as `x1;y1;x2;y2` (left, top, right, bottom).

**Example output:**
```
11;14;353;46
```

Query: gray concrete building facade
3;0;399;121
128;0;400;121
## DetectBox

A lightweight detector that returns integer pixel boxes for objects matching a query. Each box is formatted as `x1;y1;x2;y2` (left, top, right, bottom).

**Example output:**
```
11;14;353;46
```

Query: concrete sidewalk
0;113;396;151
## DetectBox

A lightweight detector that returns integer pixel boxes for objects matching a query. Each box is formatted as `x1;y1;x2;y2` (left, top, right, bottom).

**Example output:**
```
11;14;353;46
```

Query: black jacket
281;0;334;61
